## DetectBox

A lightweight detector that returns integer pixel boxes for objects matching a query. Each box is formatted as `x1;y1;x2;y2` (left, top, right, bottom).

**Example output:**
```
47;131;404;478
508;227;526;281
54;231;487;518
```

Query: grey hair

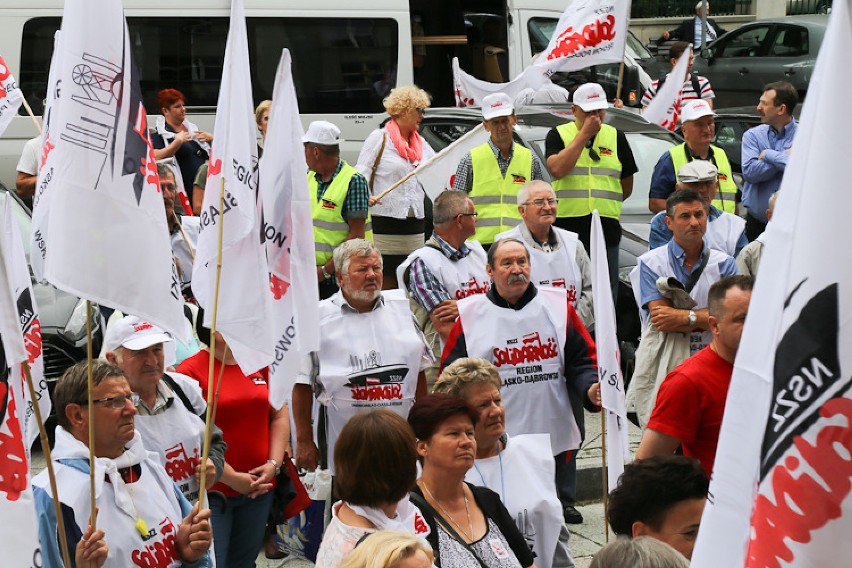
435;358;502;398
433;190;471;226
517;180;555;206
156;162;176;181
333;238;383;275
590;537;690;568
487;237;529;267
54;360;127;430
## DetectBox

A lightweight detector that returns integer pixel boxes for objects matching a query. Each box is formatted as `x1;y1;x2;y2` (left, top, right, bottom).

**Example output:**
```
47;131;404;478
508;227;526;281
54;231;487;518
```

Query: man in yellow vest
648;99;737;214
546;83;637;299
305;120;372;299
453;93;544;247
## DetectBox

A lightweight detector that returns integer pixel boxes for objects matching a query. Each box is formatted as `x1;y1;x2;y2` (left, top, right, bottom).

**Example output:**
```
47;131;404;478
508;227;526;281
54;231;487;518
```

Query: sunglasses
585;139;600;161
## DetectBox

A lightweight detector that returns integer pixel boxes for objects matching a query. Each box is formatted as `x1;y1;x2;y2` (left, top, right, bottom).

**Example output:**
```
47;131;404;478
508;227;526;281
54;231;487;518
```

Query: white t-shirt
16;136;41;175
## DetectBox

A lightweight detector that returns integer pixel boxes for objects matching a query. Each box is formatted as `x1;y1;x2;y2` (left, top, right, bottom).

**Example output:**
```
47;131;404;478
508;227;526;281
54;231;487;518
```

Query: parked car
0;185;103;427
787;0;831;15
692;15;828;107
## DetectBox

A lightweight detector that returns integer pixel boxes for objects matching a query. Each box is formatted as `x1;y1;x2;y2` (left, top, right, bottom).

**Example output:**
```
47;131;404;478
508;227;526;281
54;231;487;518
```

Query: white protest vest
457;287;580;454
704;212;745;257
35;457;187;568
496;226;583;307
317;290;423;474
465;433;568;568
629;245;728;355
396;240;490;300
134;380;206;503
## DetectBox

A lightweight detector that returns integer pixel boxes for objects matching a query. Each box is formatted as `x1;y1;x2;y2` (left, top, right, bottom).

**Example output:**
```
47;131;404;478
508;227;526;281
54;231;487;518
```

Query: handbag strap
683;249;710;294
368;133;387;190
409;491;489;568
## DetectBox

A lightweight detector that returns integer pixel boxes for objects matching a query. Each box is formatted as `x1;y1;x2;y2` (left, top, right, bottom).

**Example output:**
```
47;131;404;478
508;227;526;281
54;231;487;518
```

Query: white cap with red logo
481;93;515;121
680;99;716;123
104;315;173;352
572;83;608;112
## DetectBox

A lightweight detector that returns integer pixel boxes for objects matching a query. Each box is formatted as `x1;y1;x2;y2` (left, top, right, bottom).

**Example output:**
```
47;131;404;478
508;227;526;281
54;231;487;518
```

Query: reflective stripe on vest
669;143;737;213
551;122;623;219
309;161;373;265
469;143;533;245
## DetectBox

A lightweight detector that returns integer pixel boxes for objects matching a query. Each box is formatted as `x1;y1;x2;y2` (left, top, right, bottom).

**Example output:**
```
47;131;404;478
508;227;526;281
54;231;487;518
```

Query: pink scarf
386;119;423;166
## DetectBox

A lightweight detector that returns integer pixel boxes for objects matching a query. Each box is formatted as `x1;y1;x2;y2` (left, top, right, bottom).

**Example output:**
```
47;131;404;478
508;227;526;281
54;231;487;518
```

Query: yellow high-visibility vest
669;143;737;213
309;161;373;265
469;143;533;245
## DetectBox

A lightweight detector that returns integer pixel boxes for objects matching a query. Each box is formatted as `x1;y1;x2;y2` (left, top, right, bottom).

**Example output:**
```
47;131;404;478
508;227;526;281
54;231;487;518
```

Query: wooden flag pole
85;300;97;532
173;211;196;262
20;97;43;135
600;410;609;543
23;362;72;568
197;178;227;509
372;170;416;203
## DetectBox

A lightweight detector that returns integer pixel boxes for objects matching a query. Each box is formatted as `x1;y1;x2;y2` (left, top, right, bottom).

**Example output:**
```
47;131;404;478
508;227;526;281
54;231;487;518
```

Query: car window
768;26;809;57
621;133;679;218
715;25;771;58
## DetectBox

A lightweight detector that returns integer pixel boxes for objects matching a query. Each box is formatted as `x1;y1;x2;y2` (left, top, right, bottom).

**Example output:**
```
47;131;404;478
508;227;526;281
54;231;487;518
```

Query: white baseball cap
681;99;716;123
302;121;342;145
104;316;172;352
678;160;718;183
572;83;608;112
481;93;514;121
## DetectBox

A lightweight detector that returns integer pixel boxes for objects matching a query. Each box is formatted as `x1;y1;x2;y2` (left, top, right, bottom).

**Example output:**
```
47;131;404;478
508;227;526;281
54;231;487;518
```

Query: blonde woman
356;85;435;288
339;531;434;568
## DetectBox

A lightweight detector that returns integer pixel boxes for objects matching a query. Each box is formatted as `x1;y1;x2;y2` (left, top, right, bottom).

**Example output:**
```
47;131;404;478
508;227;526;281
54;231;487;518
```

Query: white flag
413;123;489;200
35;0;186;339
641;46;691;131
692;1;852;565
453;58;543;108
590;210;630;490
0;199;49;449
0;200;41;567
260;50;320;409
0;53;23;137
192;0;274;374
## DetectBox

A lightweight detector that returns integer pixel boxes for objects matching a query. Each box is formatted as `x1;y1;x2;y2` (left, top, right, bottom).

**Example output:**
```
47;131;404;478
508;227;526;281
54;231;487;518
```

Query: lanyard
473;447;505;503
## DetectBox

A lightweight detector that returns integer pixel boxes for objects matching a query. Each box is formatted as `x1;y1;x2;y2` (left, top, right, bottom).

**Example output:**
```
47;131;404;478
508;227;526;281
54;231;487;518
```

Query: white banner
192;0;274;374
35;0;186;340
260;49;320;409
453;58;542;108
590;210;630;490
0;54;23;137
641;46;691;131
692;1;852;565
414;123;489;200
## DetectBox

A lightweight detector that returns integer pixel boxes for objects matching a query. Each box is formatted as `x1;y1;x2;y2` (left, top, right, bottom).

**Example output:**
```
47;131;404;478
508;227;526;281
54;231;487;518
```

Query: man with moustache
292;239;431;474
441;238;601;523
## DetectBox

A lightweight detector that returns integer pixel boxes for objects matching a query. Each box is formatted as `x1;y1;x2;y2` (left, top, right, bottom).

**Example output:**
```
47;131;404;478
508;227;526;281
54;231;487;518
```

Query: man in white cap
305;120;373;299
104;315;226;503
649;160;746;257
453;92;544;246
546;82;637;299
649;99;737;214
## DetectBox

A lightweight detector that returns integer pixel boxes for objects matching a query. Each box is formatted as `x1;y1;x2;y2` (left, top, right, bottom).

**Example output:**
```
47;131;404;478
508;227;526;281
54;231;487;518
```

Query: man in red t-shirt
636;275;753;475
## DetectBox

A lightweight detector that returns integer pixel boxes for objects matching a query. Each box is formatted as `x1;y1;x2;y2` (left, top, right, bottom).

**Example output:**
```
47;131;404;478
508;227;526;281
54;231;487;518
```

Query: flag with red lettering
0;199;42;567
413;122;489;200
191;0;274;374
452;58;540;108
260;49;320;409
641;46;690;131
0;54;23;137
691;2;852;565
590;210;630;490
34;0;186;339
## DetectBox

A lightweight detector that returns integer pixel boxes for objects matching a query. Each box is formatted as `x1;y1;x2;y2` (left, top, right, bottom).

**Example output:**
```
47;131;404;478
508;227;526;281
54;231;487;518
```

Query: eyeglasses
524;198;557;207
415;108;426;116
80;393;140;409
585;139;600;161
458;212;478;218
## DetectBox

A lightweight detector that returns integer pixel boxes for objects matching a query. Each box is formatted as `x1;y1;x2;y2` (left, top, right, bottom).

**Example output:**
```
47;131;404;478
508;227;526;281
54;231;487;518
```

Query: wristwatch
320;265;332;280
267;459;281;476
687;310;697;327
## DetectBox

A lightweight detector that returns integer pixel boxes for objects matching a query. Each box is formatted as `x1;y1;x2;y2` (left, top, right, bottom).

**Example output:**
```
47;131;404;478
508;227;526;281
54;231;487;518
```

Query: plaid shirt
453;138;543;193
313;160;370;220
407;234;473;313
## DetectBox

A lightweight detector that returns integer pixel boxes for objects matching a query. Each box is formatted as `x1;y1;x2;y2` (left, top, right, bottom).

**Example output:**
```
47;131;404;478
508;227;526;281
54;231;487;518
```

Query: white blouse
355;126;436;219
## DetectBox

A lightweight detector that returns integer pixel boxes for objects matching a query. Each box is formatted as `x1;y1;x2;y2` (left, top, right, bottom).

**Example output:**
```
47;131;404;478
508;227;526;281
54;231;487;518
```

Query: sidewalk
575;409;643;503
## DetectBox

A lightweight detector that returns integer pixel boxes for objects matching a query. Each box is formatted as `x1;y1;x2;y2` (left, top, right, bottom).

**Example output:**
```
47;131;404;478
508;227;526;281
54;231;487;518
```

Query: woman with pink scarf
356;85;435;289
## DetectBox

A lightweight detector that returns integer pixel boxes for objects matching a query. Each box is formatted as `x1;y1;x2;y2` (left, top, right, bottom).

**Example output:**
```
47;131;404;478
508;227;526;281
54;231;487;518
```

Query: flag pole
23;362;72;568
600;410;609;543
85;300;97;532
173;211;196;262
372;170;416;203
615;1;633;104
197;178;227;509
20;97;43;135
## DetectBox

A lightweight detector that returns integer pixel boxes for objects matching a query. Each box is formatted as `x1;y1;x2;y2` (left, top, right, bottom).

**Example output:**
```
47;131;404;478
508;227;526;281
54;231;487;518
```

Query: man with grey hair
396;190;490;384
293;238;431;472
159;162;198;294
496;180;593;328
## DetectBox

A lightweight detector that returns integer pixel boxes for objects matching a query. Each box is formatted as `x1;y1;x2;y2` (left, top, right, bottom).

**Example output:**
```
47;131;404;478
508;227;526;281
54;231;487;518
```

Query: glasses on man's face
525;198;557;207
81;393;140;409
458;212;478;218
585;139;600;161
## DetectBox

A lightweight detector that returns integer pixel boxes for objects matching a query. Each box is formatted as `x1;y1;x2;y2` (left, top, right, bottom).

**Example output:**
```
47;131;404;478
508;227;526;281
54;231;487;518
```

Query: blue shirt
741;120;797;223
648;206;748;256
638;240;738;310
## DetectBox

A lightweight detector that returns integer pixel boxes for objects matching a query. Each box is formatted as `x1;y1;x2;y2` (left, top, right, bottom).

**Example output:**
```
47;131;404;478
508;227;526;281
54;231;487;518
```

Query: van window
19;16;398;116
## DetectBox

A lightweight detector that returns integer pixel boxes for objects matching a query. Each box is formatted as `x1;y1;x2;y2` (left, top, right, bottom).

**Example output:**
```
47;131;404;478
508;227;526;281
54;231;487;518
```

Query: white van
0;0;645;190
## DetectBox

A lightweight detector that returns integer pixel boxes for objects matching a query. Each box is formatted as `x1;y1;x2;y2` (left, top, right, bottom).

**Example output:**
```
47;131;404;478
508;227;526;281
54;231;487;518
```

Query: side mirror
700;47;713;60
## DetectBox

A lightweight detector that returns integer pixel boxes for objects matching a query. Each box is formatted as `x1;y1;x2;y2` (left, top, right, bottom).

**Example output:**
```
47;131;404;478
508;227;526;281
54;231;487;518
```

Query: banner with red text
0;54;23;136
691;2;852;565
260;49;320;409
641;46;690;131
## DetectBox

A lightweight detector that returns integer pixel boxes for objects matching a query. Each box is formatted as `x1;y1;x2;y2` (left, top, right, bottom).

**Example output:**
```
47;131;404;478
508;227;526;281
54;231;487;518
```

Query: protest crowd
0;0;822;567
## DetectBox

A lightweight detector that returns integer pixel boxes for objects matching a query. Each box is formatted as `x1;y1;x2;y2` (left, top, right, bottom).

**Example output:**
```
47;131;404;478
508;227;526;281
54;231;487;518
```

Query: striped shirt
407;234;472;313
641;73;715;109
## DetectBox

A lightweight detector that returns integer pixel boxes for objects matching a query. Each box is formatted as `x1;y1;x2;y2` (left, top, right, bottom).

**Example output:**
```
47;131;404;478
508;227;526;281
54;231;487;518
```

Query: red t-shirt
647;345;733;476
177;350;272;496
